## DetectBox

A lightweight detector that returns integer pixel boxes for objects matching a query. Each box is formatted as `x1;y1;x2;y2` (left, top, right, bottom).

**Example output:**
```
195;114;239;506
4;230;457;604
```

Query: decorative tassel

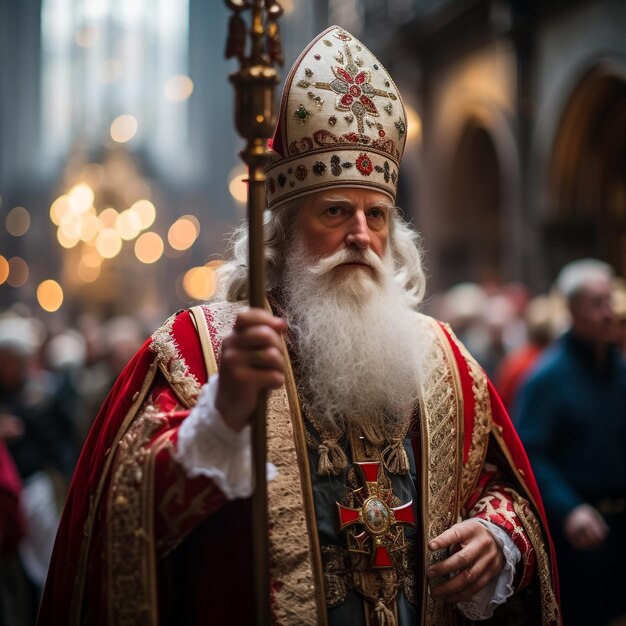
372;599;396;626
317;440;348;476
266;19;284;65
360;422;385;446
225;13;246;60
382;440;410;475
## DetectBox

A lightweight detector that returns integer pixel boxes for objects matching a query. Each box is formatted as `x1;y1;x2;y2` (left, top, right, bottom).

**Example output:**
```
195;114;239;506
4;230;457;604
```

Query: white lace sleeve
173;376;276;500
457;519;521;621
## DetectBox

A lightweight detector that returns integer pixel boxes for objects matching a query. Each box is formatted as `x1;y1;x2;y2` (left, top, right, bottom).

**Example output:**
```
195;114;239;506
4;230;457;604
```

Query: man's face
295;188;391;267
569;278;616;345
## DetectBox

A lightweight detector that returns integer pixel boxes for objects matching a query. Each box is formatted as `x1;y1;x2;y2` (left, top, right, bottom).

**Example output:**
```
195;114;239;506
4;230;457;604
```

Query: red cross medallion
336;461;416;568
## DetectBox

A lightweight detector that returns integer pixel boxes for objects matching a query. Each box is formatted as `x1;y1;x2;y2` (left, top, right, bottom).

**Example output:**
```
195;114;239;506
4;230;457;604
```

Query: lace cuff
174;377;276;500
457;519;520;620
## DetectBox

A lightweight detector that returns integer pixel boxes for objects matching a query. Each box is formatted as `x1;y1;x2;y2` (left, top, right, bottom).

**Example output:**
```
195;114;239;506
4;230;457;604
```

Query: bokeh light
405;105;422;143
6;206;31;237
68;183;94;214
57;228;80;249
116;209;142;240
183;266;217;300
110;114;138;143
0;255;9;285
98;207;119;228
164;75;194;102
168;216;199;251
50;195;71;225
135;232;164;264
96;228;123;258
130;199;156;229
37;280;64;312
77;259;101;283
79;214;101;242
228;169;248;204
7;257;29;288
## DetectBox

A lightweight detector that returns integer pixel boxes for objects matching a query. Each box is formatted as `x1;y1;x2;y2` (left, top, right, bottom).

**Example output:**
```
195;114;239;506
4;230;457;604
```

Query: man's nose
345;211;370;249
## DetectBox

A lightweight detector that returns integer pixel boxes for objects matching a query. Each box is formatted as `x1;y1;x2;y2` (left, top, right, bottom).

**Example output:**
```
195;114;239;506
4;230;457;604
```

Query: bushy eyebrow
317;195;394;211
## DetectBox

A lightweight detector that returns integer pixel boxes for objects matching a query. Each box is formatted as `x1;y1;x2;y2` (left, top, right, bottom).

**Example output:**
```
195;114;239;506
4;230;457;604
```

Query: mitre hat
266;25;407;210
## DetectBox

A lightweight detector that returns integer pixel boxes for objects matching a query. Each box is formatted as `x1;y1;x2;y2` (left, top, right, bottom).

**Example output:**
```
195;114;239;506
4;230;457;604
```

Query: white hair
215;198;427;307
556;258;614;302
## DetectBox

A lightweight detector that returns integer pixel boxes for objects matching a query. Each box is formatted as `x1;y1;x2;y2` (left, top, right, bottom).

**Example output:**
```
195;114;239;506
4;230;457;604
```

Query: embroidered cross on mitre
337;461;415;568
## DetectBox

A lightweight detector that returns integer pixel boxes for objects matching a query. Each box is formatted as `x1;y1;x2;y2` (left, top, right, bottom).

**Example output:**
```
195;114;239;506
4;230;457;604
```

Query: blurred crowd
0;310;147;625
0;259;625;625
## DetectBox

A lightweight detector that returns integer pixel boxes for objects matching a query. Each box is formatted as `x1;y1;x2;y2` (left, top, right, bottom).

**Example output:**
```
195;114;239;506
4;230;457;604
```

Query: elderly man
40;27;559;626
517;259;626;626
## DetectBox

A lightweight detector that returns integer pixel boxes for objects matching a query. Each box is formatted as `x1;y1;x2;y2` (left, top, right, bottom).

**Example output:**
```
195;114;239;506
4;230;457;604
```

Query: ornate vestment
39;302;561;626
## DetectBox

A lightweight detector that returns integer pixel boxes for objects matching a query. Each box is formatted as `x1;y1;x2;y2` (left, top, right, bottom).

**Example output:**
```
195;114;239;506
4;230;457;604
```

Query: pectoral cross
336;461;415;568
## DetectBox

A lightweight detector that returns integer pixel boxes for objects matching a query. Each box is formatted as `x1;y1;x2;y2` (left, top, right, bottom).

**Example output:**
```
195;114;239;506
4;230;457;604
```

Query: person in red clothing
40;26;561;626
496;295;560;414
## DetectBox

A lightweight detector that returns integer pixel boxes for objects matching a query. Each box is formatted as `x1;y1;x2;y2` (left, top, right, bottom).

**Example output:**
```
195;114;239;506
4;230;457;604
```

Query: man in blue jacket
516;258;626;626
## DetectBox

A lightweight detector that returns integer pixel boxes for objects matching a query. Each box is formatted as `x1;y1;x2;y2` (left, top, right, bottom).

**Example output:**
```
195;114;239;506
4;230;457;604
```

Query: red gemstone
378;130;385;137
354;71;367;85
336;67;353;83
338;504;360;526
340;94;354;106
349;85;361;97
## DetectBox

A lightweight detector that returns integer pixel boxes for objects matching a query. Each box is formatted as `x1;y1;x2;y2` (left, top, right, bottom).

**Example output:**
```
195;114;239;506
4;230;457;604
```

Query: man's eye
326;206;341;216
368;209;384;219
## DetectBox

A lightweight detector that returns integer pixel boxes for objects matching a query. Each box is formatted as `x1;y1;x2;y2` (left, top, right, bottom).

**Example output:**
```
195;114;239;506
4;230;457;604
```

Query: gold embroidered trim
443;322;493;507
415;315;462;626
267;364;324;626
106;402;167;626
508;489;561;626
151;312;201;408
69;359;159;626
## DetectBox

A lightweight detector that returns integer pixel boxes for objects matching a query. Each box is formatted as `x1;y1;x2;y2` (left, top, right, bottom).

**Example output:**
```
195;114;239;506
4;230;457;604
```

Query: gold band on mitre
266;25;407;210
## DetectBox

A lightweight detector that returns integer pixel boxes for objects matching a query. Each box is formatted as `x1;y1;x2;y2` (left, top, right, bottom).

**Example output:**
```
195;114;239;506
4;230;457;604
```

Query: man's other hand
426;519;505;603
564;503;608;550
215;308;287;432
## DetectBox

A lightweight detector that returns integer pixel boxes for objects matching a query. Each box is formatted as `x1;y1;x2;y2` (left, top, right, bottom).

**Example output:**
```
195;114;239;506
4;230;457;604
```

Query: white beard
282;238;428;436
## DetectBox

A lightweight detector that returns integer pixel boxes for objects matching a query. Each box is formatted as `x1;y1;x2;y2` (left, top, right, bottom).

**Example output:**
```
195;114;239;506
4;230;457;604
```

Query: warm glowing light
59;215;83;240
99;58;123;84
281;0;295;14
96;228;123;258
0;255;9;285
183;266;217;300
77;259;101;283
168;217;199;251
184;214;201;237
79;214;101;241
57;228;80;249
7;257;28;288
98;208;119;228
68;183;95;214
110;114;138;143
135;232;164;264
81;249;102;268
6;206;31;236
115;209;142;240
37;280;64;312
50;195;71;225
164;75;194;102
130;199;156;229
228;171;248;204
206;259;224;269
405;106;422;143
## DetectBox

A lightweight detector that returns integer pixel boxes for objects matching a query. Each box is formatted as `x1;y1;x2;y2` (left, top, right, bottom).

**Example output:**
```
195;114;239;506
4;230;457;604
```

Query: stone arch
548;61;626;276
439;117;504;286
